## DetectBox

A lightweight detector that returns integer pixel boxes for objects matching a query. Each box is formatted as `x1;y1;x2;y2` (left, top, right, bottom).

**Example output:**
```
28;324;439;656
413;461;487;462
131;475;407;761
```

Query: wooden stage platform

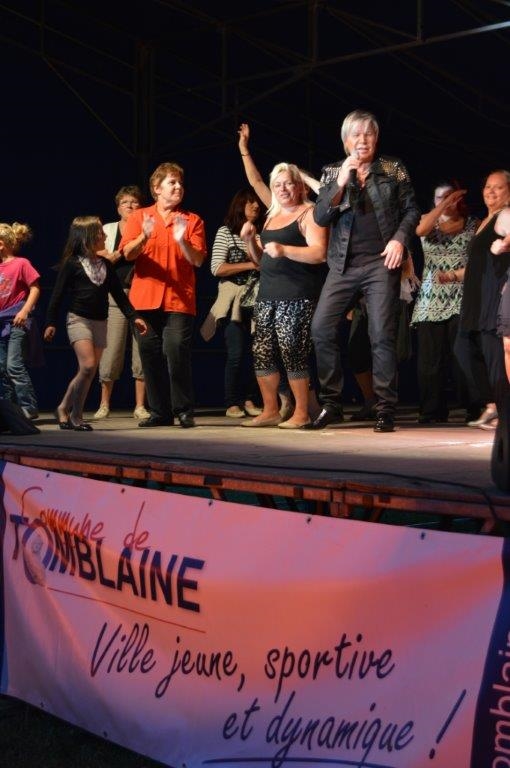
0;406;509;535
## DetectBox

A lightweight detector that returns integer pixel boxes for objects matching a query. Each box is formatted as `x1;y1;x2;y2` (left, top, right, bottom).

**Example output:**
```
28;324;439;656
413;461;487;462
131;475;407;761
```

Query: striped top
210;226;251;285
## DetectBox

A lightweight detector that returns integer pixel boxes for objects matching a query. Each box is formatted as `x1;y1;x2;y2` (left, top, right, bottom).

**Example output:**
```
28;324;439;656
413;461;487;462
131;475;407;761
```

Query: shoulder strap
296;206;312;224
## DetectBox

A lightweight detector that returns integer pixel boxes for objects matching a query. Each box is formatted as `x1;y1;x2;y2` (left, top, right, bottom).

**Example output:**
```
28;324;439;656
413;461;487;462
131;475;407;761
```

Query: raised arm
416;189;467;237
299;169;320;196
238;123;271;208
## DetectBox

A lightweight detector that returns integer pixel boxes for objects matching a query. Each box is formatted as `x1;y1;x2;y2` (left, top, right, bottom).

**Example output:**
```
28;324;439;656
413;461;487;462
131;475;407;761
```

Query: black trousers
415;315;475;418
454;328;507;409
136;309;194;419
311;258;401;415
222;318;258;407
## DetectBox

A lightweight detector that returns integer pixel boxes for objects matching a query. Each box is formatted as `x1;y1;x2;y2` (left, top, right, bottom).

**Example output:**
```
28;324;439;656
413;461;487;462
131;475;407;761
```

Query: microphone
347;167;358;190
347;152;360;209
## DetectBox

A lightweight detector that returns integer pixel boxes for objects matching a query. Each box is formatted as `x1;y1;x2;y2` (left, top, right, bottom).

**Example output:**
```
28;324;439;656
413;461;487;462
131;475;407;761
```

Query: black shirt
347;188;385;267
46;255;138;327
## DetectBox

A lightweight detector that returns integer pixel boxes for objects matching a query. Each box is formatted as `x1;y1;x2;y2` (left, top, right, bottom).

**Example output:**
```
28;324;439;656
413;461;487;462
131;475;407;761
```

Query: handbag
240;272;260;310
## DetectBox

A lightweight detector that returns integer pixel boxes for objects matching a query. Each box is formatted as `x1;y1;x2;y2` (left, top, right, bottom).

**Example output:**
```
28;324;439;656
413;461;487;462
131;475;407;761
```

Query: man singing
307;109;420;433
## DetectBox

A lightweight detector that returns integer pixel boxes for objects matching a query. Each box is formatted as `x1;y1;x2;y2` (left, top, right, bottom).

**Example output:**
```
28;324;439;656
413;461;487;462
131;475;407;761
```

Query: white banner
0;461;508;768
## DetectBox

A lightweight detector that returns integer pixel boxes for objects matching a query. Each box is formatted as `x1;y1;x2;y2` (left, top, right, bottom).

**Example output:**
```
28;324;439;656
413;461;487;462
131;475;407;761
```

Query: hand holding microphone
338;150;359;188
347;150;360;208
348;150;359;192
347;167;359;194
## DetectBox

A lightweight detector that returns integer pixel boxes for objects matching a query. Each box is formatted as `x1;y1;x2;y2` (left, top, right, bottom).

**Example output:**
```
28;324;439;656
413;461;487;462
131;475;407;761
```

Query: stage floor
0;406;507;532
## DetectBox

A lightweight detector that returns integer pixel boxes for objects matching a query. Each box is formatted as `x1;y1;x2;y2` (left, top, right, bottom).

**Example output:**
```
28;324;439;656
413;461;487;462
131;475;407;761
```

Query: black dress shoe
177;411;195;429
373;414;395;433
71;422;93;431
304;407;343;430
138;415;173;428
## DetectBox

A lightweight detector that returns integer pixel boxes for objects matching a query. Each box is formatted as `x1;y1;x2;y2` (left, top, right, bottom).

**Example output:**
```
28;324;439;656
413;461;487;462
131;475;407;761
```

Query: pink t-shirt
0;257;40;312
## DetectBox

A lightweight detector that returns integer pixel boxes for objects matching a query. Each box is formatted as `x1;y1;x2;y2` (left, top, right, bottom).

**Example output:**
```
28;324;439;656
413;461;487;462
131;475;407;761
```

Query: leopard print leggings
252;298;315;378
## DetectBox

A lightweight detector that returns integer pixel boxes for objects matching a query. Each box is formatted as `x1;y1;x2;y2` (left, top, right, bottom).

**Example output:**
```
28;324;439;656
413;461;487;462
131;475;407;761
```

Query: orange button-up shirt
120;205;207;315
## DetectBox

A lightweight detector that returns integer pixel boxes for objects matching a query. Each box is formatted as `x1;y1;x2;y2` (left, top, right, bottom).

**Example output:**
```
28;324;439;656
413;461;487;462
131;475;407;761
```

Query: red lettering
123;503;151;551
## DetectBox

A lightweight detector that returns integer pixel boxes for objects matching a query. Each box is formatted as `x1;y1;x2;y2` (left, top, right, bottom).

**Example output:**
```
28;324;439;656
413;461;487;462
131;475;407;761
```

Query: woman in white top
94;185;150;421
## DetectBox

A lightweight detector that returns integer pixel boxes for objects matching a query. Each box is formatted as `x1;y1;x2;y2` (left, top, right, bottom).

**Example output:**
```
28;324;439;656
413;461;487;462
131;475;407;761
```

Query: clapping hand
172;214;187;243
142;213;155;239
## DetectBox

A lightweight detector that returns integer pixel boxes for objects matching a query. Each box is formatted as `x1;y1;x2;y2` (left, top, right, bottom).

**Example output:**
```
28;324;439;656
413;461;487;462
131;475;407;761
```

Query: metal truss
1;0;509;176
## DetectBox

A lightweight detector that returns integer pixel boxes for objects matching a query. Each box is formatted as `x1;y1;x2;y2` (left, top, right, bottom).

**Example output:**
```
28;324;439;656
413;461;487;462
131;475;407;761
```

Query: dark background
1;0;509;410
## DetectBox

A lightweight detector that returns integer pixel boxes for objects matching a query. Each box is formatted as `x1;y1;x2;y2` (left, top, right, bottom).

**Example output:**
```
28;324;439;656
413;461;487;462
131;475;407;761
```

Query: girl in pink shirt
0;222;41;419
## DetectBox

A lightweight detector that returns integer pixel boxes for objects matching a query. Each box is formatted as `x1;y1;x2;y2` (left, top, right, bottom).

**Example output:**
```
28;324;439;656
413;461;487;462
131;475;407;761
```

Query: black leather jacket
313;155;421;273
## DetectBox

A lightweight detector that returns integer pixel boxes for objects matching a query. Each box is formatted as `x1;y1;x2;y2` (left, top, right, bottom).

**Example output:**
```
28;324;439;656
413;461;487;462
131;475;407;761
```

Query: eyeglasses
119;199;140;207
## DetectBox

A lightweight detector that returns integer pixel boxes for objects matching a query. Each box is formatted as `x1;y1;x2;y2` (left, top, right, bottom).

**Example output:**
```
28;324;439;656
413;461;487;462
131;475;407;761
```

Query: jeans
0;326;38;415
136;310;194;418
312;259;401;415
223;318;258;407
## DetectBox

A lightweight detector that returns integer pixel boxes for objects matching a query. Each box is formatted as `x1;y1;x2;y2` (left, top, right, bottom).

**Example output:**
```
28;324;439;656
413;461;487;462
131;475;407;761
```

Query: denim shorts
66;312;107;348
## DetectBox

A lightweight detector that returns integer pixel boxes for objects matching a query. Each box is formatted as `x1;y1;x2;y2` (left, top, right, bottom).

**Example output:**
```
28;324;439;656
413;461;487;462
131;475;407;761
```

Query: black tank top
258;211;326;301
461;215;510;332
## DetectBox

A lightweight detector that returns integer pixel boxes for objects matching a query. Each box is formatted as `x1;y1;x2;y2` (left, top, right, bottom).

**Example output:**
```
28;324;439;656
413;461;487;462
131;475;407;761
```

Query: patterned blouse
411;216;478;324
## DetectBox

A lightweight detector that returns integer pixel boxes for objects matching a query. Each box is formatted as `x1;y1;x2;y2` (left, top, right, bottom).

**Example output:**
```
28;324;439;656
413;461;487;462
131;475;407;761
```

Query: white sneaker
133;405;151;420
93;404;110;419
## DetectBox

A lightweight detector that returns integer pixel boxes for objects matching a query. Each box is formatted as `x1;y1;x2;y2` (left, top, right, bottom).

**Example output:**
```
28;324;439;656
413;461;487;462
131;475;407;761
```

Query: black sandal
55;409;72;430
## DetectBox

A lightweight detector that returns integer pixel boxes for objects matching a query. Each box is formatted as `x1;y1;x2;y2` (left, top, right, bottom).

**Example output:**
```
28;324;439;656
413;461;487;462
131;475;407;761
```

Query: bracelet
240;153;250;157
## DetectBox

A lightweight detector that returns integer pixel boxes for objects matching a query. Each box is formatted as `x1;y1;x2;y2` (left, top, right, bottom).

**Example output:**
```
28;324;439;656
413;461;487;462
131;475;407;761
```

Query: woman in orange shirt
121;162;207;428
